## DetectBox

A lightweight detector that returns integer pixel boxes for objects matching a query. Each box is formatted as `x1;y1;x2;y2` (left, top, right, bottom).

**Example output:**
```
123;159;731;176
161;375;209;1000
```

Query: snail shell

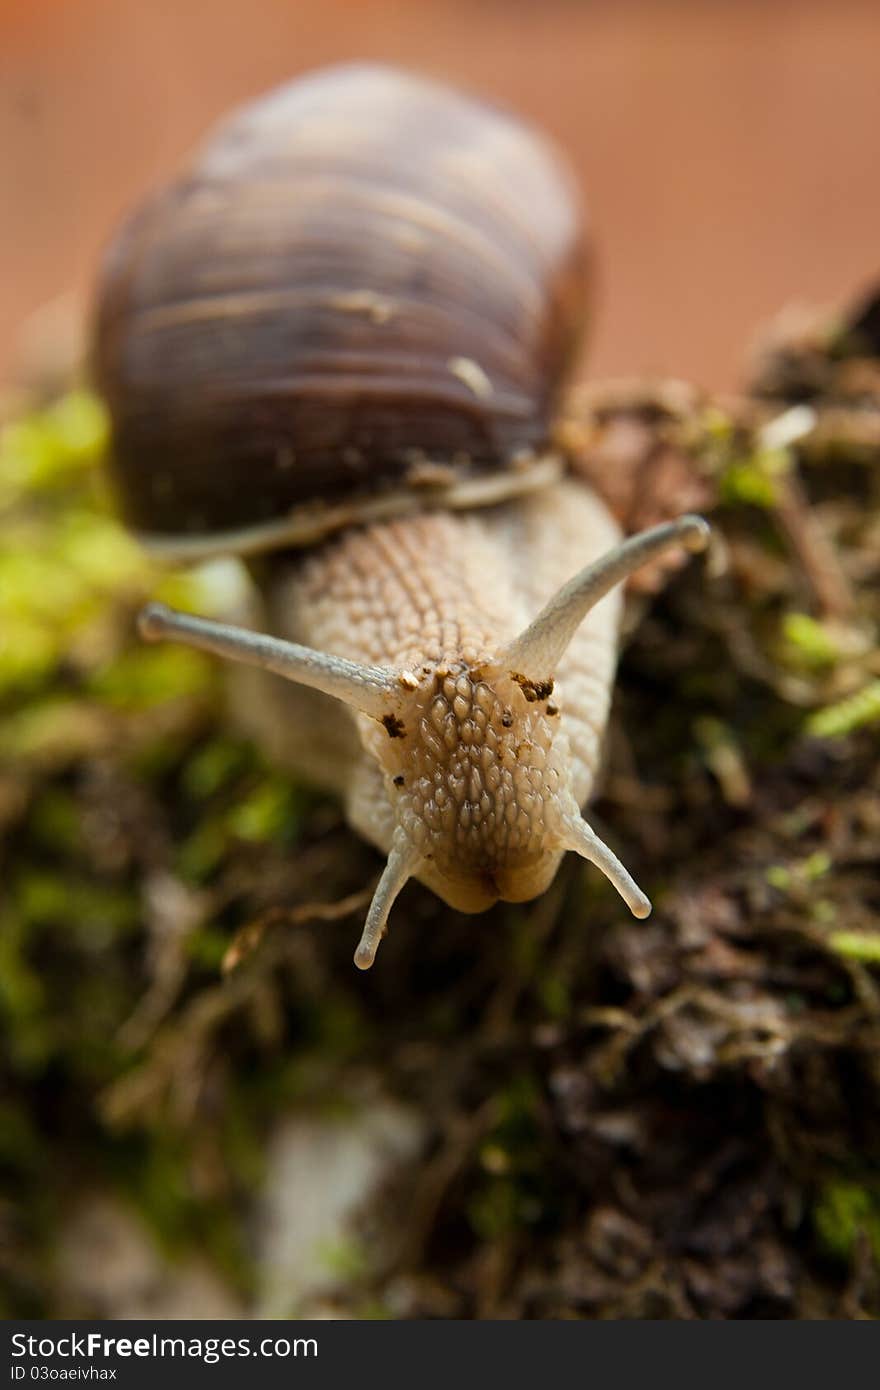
92;63;587;558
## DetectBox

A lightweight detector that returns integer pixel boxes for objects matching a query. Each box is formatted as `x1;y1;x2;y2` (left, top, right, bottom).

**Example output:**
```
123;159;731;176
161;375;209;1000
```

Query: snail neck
133;453;563;563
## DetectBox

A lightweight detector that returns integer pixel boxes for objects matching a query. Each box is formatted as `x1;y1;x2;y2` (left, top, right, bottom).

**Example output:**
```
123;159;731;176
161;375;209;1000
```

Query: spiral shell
93;63;587;557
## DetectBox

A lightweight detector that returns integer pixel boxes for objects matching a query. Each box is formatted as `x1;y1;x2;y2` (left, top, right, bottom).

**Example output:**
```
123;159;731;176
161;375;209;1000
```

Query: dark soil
1;289;879;1318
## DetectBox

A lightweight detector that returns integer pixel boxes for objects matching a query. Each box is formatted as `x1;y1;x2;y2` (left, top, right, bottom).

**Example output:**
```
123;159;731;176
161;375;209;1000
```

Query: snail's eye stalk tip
353;830;419;971
681;513;711;554
137;601;171;641
498;512;713;679
556;806;652;920
353;943;376;971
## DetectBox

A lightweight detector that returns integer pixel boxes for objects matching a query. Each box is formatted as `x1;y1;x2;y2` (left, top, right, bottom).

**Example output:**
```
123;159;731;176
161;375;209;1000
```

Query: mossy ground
1;314;879;1316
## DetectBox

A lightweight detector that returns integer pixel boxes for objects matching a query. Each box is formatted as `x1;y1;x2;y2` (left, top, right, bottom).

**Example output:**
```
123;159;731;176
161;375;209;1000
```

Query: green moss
0;1098;44;1170
175;817;231;884
174;768;312;884
810;900;837;927
0;390;108;501
2;364;879;1317
87;645;212;709
185;926;230;972
119;1133;252;1290
29;789;81;851
310;996;367;1057
766;865;791;891
719;445;790;509
0;906;48;1042
466;1075;550;1240
0;697;104;761
315;1235;370;1282
226;777;307;845
538;971;570;1020
767;851;832;895
356;1300;395;1320
806;681;880;738
802;851;832;880
813;1180;880;1263
781;612;841;670
827;932;880;965
467;1178;533;1241
16;871;74;926
182;738;254;800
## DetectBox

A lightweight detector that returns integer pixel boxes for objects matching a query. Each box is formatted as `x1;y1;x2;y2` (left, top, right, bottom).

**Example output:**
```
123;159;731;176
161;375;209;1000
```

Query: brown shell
92;63;588;555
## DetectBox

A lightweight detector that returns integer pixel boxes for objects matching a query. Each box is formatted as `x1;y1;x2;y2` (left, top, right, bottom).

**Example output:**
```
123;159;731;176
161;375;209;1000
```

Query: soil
1;289;879;1318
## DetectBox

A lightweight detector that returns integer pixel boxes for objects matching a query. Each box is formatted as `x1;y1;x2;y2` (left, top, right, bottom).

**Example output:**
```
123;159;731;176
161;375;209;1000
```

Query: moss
538;971;571;1021
226;777;308;845
766;853;833;896
16;872;139;939
827;932;880;965
2;357;880;1319
465;1075;553;1241
0;389;108;502
467;1177;537;1241
781;612;841;670
173;765;315;884
87;645;212;709
813;1181;880;1263
806;681;880;738
0;906;49;1069
175;817;233;884
29;789;81;851
315;1235;370;1282
719;445;790;509
182;738;253;800
116;1132;254;1294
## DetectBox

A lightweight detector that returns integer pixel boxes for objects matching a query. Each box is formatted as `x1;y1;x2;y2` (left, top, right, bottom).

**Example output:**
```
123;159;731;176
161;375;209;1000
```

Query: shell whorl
93;63;587;554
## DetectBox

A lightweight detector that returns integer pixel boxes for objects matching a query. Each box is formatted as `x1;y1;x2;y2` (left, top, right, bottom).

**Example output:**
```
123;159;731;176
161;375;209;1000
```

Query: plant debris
1;283;879;1317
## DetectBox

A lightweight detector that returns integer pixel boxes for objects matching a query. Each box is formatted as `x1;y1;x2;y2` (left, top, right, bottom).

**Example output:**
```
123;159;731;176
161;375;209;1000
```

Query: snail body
94;65;708;968
240;478;623;914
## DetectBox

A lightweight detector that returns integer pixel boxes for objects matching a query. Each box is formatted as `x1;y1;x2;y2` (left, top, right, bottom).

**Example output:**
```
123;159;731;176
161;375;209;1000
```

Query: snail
92;63;709;970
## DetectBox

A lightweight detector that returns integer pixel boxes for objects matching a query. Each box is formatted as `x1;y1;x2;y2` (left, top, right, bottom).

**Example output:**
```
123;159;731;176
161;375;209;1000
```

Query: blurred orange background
2;0;879;391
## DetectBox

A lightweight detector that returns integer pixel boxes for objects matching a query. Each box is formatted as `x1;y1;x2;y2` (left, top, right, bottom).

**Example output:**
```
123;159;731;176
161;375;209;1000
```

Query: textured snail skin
240;476;622;913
